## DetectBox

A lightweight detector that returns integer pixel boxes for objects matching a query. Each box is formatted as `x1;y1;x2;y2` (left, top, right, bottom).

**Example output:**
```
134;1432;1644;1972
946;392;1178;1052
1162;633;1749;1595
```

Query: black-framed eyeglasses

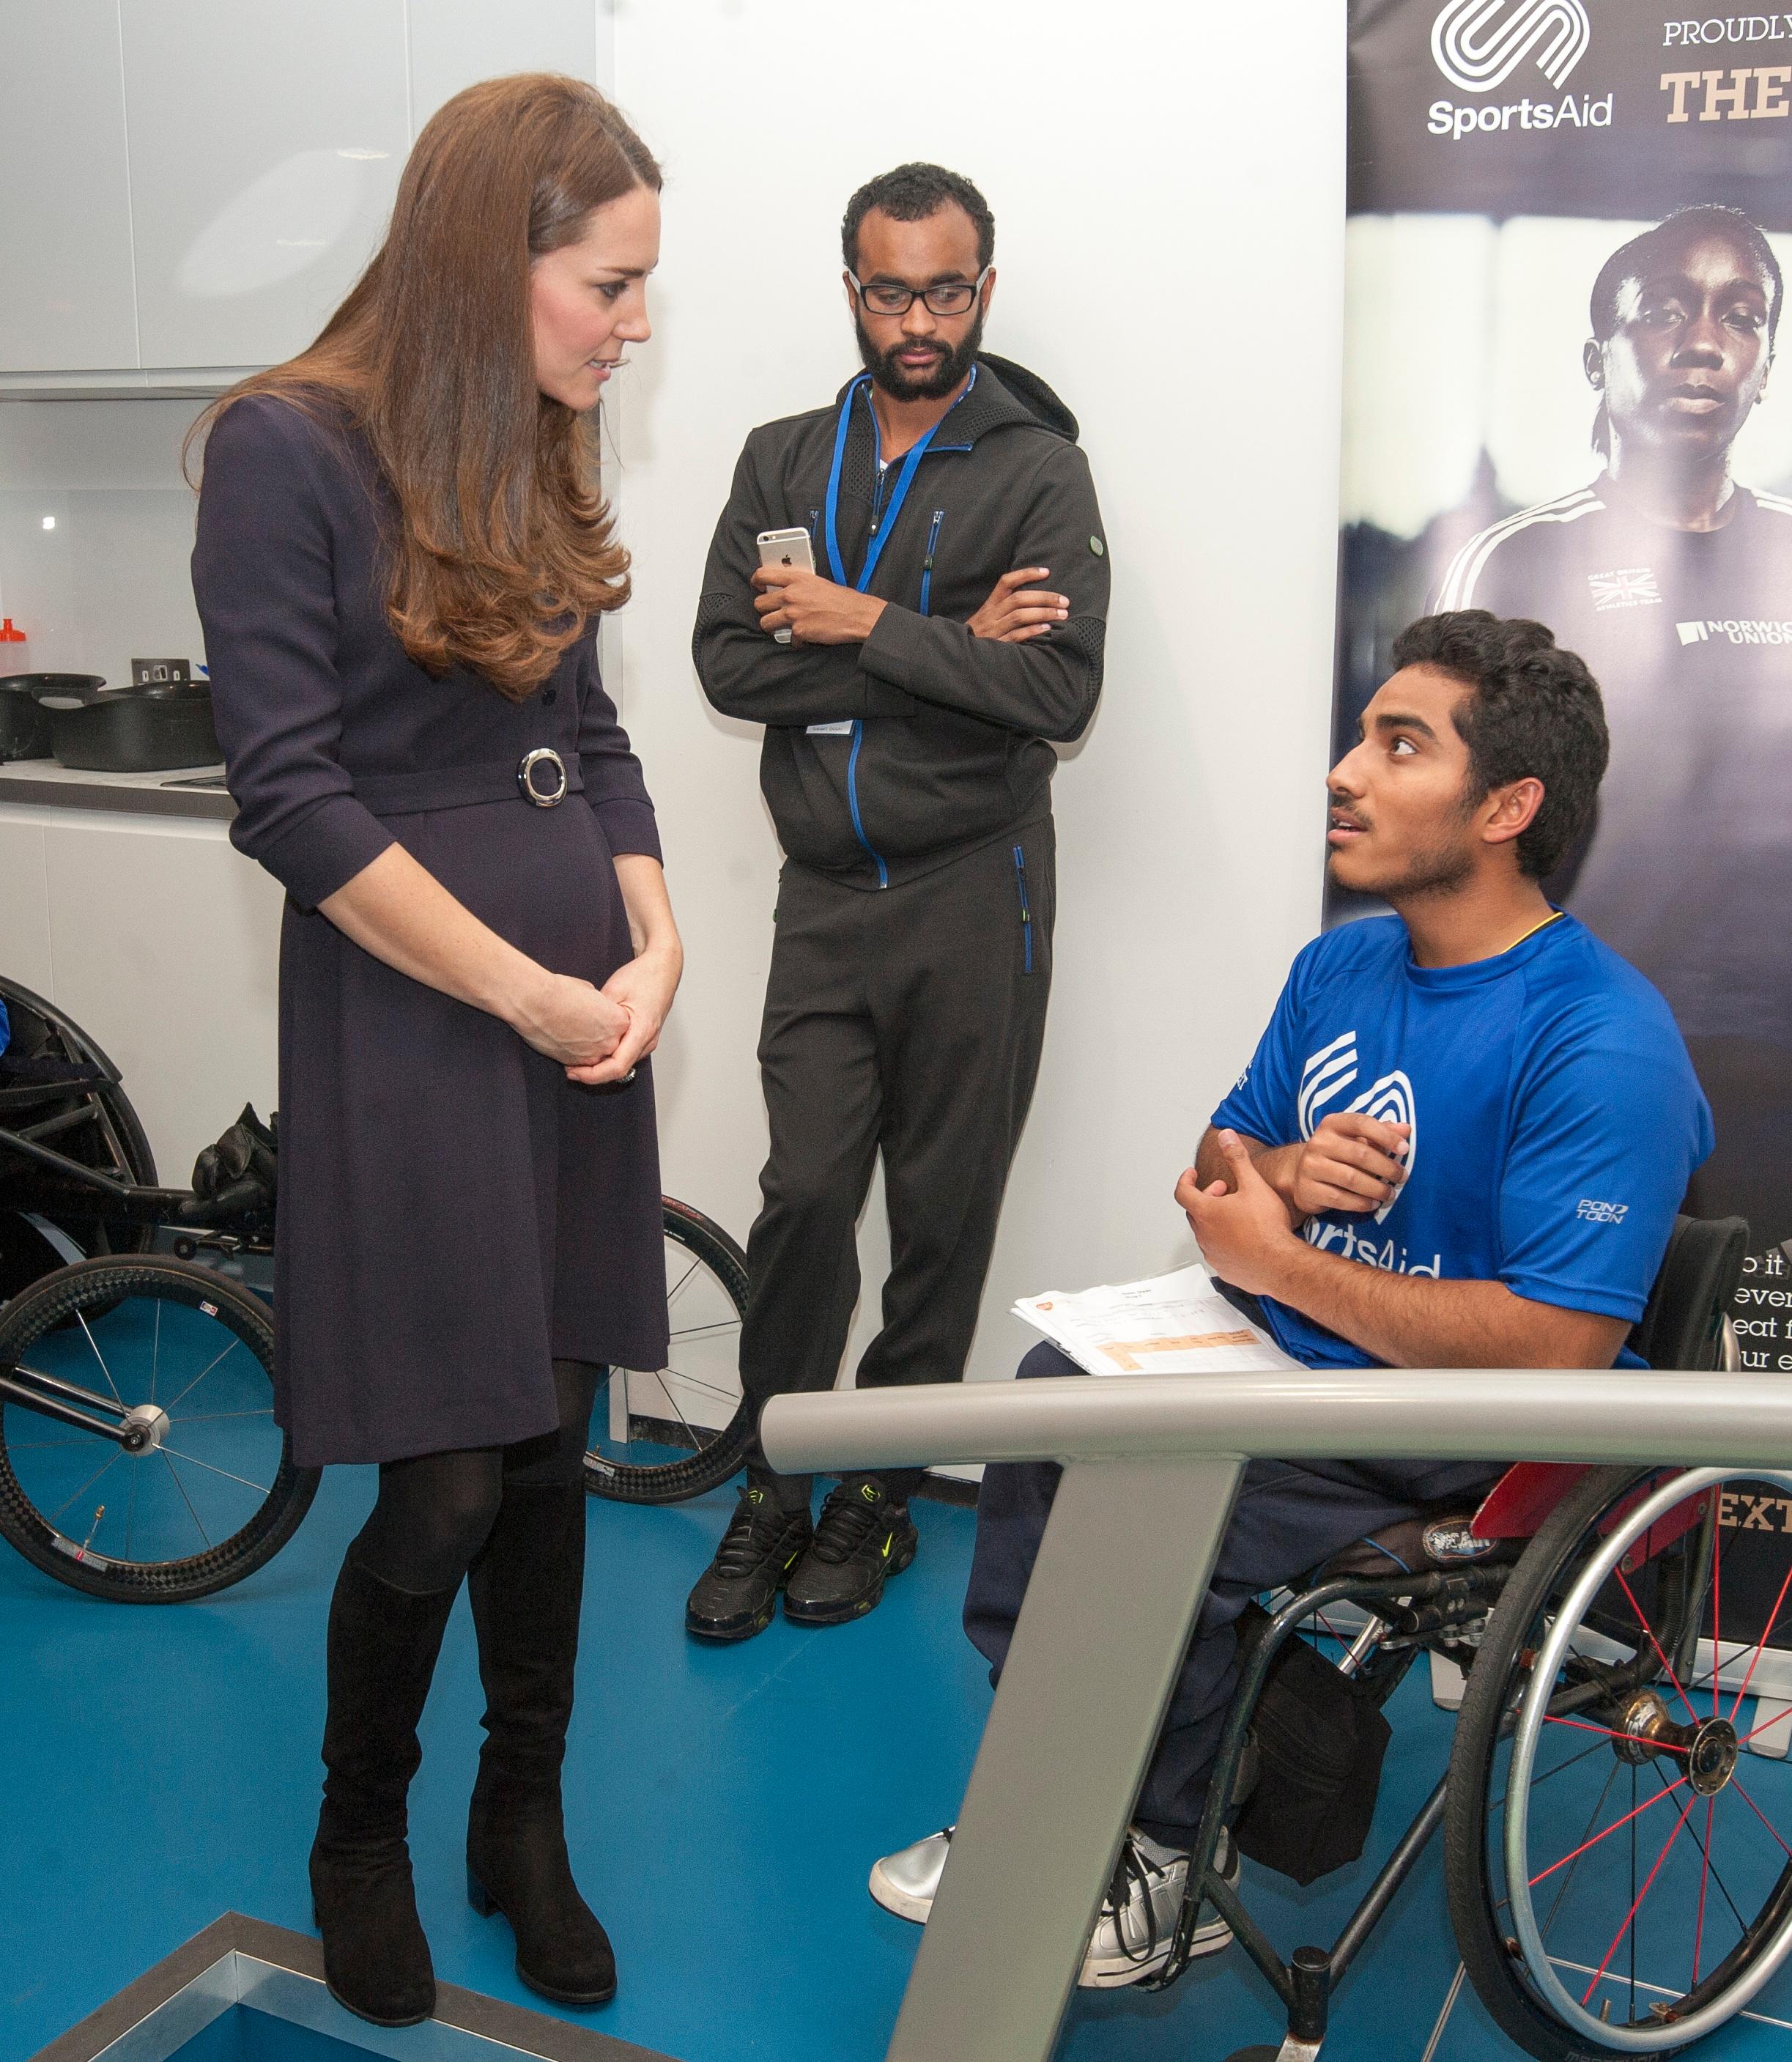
848;267;991;317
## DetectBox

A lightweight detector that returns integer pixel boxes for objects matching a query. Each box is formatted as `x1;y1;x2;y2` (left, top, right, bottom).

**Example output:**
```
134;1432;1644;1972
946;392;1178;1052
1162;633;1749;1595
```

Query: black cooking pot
32;678;221;774
0;673;98;761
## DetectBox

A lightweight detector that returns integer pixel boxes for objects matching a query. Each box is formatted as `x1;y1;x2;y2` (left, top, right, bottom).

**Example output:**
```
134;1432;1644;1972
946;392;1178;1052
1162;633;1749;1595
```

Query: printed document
1013;1263;1303;1378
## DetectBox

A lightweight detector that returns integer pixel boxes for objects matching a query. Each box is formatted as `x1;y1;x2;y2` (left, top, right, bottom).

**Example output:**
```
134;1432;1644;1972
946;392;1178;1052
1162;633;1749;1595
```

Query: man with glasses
689;161;1109;1641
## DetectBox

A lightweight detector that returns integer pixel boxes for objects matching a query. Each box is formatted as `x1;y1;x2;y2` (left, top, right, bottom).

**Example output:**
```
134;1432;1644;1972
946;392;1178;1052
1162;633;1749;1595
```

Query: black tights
349;1359;599;1594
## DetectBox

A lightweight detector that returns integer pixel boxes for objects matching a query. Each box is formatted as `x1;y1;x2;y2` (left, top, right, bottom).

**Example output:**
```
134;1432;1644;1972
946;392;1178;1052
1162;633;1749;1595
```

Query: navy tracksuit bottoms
962;1342;1505;1846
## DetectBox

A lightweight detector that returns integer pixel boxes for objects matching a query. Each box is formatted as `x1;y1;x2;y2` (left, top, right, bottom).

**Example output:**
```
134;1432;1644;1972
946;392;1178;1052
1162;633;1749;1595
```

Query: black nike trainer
685;1486;813;1642
783;1478;918;1625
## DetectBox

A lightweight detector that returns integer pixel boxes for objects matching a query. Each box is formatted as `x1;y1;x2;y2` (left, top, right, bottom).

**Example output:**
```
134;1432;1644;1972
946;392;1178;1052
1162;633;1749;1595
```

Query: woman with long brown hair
190;75;678;2028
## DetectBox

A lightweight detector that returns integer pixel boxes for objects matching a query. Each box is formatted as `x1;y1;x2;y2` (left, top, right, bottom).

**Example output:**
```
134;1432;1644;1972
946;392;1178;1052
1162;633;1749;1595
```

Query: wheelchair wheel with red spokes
1446;1463;1792;2058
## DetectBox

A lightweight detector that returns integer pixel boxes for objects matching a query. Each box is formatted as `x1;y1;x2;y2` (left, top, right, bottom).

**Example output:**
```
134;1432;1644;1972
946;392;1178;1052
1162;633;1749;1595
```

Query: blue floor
6;1467;1792;2061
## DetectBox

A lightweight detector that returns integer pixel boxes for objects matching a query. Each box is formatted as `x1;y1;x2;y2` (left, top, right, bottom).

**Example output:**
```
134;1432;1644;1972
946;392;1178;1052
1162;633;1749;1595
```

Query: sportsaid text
1305;1219;1442;1278
1428;93;1613;141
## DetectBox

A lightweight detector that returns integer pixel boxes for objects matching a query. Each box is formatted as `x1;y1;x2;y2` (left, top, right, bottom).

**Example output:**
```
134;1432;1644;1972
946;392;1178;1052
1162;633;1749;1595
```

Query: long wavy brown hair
190;75;659;701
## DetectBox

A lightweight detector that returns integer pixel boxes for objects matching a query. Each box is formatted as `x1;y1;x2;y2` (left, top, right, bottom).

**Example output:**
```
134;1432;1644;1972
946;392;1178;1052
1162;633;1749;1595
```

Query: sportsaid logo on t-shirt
1298;1032;1442;1276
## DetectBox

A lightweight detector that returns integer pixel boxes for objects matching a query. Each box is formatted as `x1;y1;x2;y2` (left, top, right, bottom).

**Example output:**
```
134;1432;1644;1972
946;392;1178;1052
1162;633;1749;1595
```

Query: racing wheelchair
1135;1213;1791;2060
0;975;752;1603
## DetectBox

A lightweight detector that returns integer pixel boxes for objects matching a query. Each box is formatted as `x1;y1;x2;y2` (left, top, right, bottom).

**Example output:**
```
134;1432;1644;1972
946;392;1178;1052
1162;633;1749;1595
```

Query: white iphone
757;527;815;644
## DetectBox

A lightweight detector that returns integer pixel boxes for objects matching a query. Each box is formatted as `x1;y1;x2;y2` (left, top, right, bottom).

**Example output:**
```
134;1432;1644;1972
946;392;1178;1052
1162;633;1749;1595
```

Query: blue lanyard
822;374;943;593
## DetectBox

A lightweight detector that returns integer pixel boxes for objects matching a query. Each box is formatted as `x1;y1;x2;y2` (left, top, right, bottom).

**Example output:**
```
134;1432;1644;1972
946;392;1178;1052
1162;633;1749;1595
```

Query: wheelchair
1146;1213;1788;2060
0;974;752;1603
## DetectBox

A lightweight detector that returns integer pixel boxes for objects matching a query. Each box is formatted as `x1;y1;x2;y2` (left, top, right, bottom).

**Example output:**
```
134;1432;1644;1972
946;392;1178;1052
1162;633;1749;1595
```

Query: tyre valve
77;1504;105;1562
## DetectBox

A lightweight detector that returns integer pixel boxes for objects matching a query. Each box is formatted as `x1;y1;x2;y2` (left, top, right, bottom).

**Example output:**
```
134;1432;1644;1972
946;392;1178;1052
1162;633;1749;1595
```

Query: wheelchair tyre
1446;1463;1792;2058
0;1256;318;1601
582;1199;751;1506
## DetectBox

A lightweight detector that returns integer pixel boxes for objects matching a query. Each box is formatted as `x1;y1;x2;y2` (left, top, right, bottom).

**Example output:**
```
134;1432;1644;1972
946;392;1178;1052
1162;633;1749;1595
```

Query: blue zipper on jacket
826;378;941;890
848;726;887;887
919;509;944;618
1013;844;1034;973
823;376;973;890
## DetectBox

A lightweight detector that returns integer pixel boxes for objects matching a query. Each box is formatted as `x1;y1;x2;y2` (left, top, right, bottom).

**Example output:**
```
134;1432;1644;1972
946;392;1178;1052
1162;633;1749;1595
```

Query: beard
1329;827;1475;904
856;303;985;402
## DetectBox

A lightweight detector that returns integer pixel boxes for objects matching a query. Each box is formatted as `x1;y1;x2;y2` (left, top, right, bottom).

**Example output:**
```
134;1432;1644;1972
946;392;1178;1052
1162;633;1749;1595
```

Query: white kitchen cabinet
407;0;609;128
0;800;282;1182
0;818;54;994
0;0;615;389
0;0;138;374
120;0;410;372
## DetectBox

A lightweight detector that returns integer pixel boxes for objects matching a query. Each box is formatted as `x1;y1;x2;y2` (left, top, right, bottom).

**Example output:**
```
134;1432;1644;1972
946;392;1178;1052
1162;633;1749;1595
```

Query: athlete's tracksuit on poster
694;355;1109;1493
1438;474;1792;1245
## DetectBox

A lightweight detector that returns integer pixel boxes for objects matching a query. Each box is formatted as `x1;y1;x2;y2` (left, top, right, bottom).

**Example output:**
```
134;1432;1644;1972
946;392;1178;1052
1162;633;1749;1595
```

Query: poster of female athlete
1341;1;1792;1320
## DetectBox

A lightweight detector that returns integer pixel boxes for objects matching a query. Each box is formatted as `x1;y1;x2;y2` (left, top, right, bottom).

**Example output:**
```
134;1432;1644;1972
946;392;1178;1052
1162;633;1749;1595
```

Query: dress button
542;687;558;706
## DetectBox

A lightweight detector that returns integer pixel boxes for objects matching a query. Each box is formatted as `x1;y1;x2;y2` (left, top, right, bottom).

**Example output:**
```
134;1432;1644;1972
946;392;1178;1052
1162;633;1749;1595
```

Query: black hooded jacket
692;355;1108;890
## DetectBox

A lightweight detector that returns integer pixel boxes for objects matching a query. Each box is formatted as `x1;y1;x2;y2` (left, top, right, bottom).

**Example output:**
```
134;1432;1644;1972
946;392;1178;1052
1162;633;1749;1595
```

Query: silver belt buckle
517;747;568;808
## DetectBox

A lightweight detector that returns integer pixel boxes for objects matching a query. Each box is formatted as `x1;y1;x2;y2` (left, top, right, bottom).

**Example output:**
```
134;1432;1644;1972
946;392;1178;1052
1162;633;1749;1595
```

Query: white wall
610;1;1349;1389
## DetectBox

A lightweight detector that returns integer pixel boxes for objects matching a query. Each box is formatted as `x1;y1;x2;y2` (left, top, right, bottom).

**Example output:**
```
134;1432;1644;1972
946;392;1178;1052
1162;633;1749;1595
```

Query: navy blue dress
192;395;669;1467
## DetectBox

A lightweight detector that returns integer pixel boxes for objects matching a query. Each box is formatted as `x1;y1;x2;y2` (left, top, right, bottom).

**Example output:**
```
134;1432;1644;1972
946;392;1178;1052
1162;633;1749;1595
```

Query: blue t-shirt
1210;914;1714;1372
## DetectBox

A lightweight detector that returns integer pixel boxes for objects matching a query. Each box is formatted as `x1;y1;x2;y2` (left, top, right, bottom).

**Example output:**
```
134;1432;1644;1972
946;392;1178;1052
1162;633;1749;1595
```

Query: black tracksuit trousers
740;821;1055;1503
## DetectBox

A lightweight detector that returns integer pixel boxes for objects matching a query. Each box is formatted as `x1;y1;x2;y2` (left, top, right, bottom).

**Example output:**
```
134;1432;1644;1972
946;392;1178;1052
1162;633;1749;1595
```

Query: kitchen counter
0;755;232;821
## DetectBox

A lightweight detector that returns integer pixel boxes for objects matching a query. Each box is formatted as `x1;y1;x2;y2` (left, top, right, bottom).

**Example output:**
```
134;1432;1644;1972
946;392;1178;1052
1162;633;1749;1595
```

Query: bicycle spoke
1655;1756;1748;1943
160;1449;212;1549
1613;1565;1700;1724
1495;1733;1613;1814
666;1318;744;1344
1693;1796;1714;1986
1711;1513;1723;1721
76;1311;124;1410
1541;1756;1624;1941
161;1334;243;1414
50;1446;123;1523
1730;1556;1792;1721
177;1410;273;1423
1733;1704;1792;1752
653;1365;739;1408
1543;1713;1686;1754
160;1446;273;1498
1530;1767;1693;1888
636;1369;701;1452
1727;1776;1792;1861
125;1464;136;1564
150;1296;162;1408
664;1254;702;1311
1578;1784;1699;2007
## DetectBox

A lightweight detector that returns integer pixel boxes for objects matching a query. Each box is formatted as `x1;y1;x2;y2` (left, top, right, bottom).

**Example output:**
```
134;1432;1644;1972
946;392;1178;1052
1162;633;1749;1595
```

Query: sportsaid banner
1341;2;1792;1629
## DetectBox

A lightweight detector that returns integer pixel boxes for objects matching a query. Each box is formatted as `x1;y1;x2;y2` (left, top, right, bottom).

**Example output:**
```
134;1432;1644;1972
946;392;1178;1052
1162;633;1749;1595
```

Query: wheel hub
1611;1688;1738;1795
1684;1716;1741;1797
119;1402;170;1455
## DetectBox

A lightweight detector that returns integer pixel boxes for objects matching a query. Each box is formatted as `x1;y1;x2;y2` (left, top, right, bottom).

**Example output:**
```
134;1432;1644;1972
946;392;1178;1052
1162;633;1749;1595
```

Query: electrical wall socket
130;659;193;686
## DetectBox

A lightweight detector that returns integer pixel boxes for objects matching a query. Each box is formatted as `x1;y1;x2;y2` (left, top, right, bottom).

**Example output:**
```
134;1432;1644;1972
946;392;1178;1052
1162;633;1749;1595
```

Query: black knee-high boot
309;1551;459;2027
464;1481;615;2005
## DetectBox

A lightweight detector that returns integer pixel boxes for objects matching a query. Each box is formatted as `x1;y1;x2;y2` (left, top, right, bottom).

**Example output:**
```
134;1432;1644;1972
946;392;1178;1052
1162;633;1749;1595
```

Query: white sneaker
1078;1828;1235;1989
869;1826;953;1921
869;1822;1235;1987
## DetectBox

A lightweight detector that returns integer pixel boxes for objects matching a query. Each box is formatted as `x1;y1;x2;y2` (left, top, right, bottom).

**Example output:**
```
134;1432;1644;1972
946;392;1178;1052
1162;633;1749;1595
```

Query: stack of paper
1013;1263;1302;1378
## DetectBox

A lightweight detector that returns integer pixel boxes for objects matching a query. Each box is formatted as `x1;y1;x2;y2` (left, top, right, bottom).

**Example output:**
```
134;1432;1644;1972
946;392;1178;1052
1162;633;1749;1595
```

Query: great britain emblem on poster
1339;1;1792;1340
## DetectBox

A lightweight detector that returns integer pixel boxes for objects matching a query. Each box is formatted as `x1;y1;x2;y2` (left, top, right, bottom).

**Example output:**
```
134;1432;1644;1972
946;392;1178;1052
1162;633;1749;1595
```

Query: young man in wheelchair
869;609;1715;1987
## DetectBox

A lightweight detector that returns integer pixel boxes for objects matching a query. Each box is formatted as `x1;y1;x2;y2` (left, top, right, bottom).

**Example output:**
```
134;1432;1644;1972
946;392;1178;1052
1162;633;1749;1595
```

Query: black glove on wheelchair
188;1104;278;1218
